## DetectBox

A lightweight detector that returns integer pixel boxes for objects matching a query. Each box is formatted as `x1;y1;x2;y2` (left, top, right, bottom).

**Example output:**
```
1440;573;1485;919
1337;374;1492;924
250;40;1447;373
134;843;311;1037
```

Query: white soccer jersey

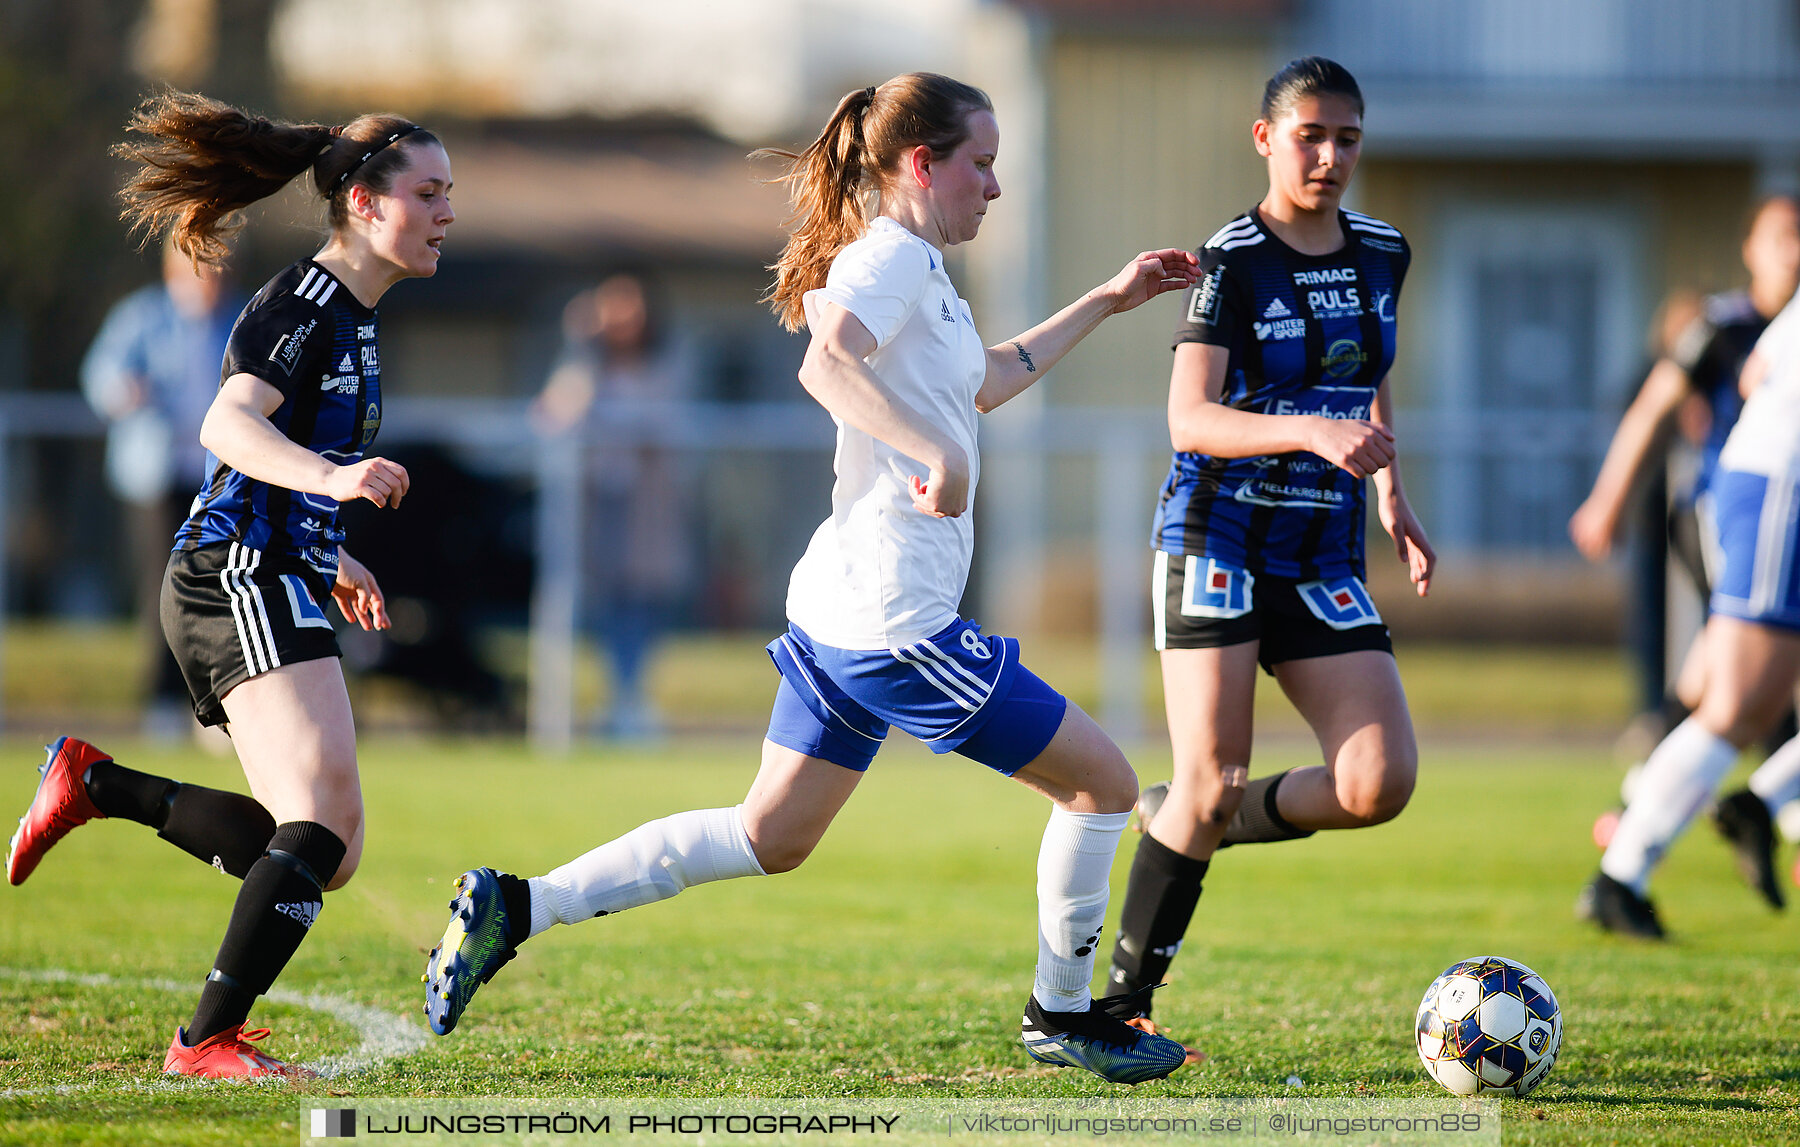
787;216;988;650
1721;297;1800;476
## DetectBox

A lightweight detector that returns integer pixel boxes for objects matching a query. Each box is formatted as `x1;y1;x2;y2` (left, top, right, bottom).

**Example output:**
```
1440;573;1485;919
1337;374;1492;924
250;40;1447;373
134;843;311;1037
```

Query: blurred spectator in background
1571;196;1800;749
533;272;695;740
80;238;242;740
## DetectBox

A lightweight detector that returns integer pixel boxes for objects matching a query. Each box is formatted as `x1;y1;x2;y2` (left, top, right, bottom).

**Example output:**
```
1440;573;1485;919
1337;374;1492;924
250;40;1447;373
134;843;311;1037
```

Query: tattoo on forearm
1012;342;1036;373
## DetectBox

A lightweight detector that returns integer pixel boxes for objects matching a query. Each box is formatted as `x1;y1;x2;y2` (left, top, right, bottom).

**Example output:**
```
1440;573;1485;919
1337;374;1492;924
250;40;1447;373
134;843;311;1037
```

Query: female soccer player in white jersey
424;72;1200;1085
1104;58;1435;1052
5;92;450;1077
1583;292;1800;937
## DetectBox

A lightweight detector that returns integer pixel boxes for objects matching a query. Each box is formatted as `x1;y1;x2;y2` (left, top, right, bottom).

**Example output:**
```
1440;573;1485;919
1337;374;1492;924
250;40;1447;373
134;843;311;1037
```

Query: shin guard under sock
527;806;765;937
1032;807;1129;1012
84;760;276;878
1602;718;1738;895
159;787;277;879
187;821;345;1043
1220;770;1314;846
1105;834;1208;1005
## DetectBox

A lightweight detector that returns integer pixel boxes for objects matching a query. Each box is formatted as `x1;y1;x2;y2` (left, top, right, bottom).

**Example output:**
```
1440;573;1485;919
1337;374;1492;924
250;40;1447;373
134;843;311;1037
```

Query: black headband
335;124;423;190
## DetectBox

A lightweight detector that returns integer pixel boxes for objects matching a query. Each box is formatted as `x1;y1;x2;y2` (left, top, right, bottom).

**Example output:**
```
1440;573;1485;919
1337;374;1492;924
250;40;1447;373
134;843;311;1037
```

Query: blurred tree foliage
0;0;277;391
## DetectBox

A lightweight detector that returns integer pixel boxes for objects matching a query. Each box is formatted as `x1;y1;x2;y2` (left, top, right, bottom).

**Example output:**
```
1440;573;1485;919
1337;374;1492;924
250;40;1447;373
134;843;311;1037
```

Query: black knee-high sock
1105;835;1209;1009
1762;706;1798;761
1658;692;1692;741
84;760;276;878
1219;769;1314;846
186;821;346;1044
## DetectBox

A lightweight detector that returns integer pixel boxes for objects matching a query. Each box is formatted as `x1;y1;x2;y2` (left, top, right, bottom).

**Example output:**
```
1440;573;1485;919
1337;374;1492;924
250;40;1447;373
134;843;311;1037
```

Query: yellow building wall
1043;32;1274;410
1354;159;1756;408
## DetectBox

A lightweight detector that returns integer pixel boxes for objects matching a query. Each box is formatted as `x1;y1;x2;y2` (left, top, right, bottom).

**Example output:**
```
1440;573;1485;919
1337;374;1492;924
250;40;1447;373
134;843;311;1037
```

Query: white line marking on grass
0;966;427;1094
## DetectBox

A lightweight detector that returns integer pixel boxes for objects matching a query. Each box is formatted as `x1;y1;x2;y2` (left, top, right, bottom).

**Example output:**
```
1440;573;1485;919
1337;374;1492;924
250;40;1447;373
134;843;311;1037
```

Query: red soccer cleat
163;1024;314;1080
6;737;109;886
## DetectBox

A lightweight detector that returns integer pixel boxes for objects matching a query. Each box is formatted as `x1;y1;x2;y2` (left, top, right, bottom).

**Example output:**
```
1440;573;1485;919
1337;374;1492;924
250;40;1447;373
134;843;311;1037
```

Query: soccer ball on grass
1415;955;1561;1097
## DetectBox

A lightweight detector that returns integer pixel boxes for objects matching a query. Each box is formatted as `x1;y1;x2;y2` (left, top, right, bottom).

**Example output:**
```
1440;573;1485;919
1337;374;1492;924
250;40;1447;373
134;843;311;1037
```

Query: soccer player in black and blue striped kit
1105;59;1436;1056
6;91;451;1078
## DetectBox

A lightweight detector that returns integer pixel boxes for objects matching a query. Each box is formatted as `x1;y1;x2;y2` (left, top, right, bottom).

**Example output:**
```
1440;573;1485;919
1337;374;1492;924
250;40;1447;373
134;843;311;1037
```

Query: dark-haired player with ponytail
5;91;452;1078
424;71;1200;1085
1105;58;1434;1053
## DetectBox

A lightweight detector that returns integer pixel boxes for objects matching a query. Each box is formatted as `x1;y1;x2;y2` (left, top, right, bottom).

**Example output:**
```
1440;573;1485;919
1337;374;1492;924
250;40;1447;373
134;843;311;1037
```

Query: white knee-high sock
1601;719;1739;895
1033;807;1130;1012
527;806;766;938
1749;735;1800;841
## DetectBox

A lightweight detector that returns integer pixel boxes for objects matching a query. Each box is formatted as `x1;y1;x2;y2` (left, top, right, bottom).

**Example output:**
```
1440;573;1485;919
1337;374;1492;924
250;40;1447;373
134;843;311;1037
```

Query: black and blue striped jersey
175;260;383;577
1153;207;1410;580
1670;289;1769;503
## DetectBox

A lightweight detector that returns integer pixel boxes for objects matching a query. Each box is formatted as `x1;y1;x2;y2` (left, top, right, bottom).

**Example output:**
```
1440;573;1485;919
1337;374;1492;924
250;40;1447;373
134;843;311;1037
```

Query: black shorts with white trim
1153;550;1391;674
161;541;342;726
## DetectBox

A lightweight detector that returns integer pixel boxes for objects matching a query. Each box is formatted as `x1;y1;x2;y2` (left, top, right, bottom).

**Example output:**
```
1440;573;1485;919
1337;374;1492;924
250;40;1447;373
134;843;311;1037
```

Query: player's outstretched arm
1568;357;1690;562
975;248;1200;412
800;303;970;517
201;372;410;508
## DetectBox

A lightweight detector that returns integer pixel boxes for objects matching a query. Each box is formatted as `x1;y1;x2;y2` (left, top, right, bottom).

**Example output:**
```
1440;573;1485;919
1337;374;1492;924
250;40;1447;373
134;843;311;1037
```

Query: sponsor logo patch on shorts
1296;577;1382;630
1180;556;1253;619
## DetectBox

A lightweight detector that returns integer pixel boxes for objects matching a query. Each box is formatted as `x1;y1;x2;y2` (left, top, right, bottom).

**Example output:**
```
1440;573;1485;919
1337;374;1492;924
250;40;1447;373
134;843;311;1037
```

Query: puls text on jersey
1306;287;1361;318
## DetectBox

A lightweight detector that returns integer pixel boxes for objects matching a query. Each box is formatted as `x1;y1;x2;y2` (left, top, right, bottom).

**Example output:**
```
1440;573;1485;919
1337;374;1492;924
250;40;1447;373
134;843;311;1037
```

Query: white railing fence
0;394;1603;750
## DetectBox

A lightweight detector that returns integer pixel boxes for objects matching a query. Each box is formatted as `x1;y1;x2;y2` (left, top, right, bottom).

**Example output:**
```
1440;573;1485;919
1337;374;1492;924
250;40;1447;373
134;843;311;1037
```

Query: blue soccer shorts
764;619;1068;776
1709;467;1800;632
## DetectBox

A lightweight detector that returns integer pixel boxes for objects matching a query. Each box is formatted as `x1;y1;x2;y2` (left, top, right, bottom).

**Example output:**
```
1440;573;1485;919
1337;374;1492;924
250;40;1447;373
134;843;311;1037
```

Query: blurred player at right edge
1582;284;1800;938
1569;196;1800;841
1105;58;1434;1056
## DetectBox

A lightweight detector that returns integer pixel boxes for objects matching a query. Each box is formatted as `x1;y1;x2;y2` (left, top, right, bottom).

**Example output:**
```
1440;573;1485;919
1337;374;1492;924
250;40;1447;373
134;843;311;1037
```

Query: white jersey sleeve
1721;297;1800;476
802;227;930;347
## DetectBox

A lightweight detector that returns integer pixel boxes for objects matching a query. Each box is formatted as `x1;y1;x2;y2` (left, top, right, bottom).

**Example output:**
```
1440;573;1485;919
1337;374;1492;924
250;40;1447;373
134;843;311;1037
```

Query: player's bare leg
1267;650;1417;831
1587;617;1800;937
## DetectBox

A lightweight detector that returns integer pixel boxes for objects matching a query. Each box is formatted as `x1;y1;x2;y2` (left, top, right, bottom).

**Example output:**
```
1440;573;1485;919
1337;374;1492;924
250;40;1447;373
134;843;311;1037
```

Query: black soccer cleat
1576;872;1666;940
1020;990;1190;1085
1711;789;1785;910
1101;982;1206;1065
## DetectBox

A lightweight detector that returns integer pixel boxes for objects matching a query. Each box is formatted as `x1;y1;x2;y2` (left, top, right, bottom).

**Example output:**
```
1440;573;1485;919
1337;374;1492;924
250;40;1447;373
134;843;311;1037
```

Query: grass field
2;728;1798;1146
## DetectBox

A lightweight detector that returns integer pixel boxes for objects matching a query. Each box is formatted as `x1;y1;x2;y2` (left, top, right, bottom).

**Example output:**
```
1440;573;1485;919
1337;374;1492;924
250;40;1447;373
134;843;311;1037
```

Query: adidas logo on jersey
1261;297;1292;319
275;900;321;929
940;300;957;323
338;353;354;373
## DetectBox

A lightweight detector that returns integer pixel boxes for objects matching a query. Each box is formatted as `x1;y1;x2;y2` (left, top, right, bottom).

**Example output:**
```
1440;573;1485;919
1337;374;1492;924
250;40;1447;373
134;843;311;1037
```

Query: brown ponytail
757;72;991;332
115;90;439;268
